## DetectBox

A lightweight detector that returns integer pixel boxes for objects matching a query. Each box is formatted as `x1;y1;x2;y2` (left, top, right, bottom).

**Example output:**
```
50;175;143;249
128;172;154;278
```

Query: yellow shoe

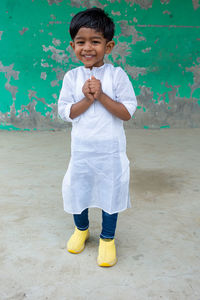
67;227;89;254
97;238;117;267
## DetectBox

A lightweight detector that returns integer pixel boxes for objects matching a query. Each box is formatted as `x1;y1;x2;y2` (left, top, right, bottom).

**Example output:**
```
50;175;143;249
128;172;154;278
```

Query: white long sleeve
58;71;80;123
113;67;137;117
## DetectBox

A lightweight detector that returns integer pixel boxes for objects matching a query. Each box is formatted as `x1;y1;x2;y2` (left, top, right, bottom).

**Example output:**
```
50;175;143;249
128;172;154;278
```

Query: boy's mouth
82;54;94;59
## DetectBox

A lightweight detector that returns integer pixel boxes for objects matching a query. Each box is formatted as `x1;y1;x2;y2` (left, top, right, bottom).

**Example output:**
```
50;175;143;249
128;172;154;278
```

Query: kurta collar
83;64;107;73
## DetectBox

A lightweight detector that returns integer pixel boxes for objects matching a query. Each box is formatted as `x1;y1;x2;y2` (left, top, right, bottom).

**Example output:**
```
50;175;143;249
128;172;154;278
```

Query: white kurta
58;63;137;214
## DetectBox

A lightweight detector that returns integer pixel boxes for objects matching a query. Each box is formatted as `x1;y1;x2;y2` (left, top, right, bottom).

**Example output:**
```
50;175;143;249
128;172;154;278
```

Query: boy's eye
92;40;100;44
76;41;84;45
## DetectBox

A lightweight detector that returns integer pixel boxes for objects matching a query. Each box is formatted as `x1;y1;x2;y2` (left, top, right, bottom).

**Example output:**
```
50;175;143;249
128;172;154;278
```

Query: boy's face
70;27;115;69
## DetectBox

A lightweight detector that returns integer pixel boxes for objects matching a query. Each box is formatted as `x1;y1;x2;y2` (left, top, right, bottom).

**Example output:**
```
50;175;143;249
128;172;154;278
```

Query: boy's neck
84;63;105;70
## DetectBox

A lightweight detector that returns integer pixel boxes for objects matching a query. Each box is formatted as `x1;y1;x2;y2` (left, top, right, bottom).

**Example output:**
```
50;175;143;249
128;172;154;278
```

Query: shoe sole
68;247;84;254
97;258;117;267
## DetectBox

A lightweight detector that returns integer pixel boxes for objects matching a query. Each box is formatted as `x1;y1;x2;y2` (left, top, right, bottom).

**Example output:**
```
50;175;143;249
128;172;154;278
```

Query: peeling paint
42;45;69;64
50;14;56;20
50;80;59;87
70;0;105;9
0;62;19;100
160;0;170;4
0;62;19;80
0;0;200;130
163;10;171;15
28;90;46;106
110;41;132;62
52;93;58;100
192;0;200;10
125;65;147;79
70;0;82;8
49;21;62;25
119;20;146;44
19;27;29;35
135;85;200;129
41;61;50;68
186;62;200;97
142;47;151;53
124;0;153;9
47;0;63;5
40;72;47;80
52;67;65;80
136;24;200;28
52;38;61;46
5;82;18;100
111;10;121;16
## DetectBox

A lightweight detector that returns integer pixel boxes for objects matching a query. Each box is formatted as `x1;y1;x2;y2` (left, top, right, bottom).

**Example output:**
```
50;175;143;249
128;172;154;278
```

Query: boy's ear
70;41;75;51
105;40;115;54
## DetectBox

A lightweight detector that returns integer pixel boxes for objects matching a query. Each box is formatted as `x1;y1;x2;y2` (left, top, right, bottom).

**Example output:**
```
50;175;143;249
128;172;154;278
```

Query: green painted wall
0;0;200;130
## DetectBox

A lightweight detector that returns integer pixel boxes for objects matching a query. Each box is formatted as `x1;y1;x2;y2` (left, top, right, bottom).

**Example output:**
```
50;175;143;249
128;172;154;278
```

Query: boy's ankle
101;238;113;242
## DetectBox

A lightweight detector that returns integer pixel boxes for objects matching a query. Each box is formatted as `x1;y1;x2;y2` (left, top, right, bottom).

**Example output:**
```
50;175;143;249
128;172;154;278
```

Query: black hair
69;7;115;41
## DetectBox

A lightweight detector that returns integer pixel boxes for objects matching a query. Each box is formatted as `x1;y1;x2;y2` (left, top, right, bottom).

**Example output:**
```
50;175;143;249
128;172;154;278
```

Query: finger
84;79;90;86
88;94;94;102
89;82;98;89
90;86;96;93
94;91;99;98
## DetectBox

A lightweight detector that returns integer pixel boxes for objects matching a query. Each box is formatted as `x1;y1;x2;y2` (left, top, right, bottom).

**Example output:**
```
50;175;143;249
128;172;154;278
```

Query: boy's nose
84;42;92;50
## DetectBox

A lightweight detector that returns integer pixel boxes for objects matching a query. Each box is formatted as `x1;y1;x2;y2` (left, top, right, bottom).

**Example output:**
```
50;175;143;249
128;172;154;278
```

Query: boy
58;7;137;267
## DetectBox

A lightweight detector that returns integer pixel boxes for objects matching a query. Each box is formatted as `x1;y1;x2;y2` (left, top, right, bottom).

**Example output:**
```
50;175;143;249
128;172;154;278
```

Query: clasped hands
82;76;102;103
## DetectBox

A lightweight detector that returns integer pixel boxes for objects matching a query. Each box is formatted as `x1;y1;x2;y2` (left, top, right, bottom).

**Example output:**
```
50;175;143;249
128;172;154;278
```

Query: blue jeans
73;209;118;239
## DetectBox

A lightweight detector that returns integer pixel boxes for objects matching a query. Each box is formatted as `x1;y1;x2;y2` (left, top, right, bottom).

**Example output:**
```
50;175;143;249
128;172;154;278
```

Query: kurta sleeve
113;67;137;117
58;71;80;123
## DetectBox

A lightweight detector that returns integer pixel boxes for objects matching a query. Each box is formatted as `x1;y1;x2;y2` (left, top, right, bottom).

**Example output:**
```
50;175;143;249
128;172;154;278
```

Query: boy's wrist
98;92;106;103
84;96;94;104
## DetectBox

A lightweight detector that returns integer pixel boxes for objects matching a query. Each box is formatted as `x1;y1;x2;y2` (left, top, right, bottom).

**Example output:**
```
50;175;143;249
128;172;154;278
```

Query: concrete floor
0;128;200;300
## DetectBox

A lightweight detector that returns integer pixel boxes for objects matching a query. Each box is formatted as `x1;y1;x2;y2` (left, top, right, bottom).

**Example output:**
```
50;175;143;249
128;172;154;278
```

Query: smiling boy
70;27;112;68
58;7;137;267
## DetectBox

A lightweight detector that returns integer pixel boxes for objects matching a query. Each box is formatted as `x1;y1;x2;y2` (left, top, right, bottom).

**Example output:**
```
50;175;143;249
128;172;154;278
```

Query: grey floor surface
0;128;200;300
